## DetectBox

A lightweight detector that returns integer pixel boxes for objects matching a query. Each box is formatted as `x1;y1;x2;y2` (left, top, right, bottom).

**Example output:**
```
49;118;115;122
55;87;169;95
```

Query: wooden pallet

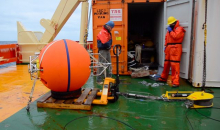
37;88;99;110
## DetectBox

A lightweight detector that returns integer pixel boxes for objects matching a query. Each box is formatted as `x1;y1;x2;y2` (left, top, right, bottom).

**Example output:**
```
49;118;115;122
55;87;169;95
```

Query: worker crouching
96;21;115;84
158;16;186;88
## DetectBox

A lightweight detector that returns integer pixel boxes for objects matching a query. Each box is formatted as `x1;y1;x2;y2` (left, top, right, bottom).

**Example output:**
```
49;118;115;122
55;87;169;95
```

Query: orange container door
92;1;129;75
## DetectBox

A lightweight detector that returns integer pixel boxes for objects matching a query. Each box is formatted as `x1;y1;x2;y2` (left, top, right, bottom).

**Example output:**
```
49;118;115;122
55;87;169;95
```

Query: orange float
38;39;91;98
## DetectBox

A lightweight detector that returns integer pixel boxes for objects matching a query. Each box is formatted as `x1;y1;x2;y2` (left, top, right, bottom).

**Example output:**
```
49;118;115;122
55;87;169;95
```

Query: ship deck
0;65;220;130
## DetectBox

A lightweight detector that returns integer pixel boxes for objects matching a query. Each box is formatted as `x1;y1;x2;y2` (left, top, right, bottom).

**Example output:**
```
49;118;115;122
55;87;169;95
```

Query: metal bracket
28;54;42;80
89;53;111;77
185;100;193;108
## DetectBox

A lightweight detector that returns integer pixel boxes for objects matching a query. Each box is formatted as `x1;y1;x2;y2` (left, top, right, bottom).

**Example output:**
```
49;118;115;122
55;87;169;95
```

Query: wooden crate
37;88;99;110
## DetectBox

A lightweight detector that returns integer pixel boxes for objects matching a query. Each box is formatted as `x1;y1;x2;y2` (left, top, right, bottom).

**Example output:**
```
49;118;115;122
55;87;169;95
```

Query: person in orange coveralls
158;16;186;88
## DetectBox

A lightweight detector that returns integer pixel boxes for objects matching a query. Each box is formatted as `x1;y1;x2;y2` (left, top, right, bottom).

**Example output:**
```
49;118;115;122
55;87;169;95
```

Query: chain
202;0;207;90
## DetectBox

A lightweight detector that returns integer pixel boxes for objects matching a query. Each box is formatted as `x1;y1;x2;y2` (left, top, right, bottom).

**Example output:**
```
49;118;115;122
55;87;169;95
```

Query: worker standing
158;16;186;87
96;21;115;84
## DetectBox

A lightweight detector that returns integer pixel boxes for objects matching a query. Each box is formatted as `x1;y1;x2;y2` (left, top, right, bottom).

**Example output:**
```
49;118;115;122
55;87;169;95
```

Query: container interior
128;2;164;69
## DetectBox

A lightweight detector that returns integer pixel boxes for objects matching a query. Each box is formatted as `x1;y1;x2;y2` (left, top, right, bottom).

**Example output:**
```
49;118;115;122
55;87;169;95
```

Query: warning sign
110;9;122;21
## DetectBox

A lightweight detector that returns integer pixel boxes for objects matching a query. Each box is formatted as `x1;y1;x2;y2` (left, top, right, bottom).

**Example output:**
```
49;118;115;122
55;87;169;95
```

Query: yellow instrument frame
162;91;214;108
190;103;213;109
162;91;195;100
187;91;214;108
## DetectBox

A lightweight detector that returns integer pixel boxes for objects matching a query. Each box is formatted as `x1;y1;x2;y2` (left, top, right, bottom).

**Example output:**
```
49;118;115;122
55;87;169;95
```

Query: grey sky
0;0;93;41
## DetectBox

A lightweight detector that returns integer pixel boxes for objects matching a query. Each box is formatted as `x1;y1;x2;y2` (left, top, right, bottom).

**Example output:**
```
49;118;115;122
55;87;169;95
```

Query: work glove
167;26;172;32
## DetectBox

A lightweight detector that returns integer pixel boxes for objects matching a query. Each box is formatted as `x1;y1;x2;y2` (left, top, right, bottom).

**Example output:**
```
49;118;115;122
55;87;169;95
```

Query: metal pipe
79;1;88;46
117;92;162;100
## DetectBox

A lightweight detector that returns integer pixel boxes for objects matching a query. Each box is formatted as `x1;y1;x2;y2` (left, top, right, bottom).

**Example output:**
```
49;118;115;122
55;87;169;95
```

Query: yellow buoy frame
162;91;195;100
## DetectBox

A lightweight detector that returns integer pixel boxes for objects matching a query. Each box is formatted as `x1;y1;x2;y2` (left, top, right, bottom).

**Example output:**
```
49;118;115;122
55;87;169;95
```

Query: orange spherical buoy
39;39;91;95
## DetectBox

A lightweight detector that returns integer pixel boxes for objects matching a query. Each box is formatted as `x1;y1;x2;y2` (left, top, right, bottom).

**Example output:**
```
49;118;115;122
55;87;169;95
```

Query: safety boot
158;77;167;82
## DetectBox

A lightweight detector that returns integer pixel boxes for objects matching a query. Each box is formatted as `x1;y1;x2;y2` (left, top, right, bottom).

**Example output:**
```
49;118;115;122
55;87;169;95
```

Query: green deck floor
1;75;220;130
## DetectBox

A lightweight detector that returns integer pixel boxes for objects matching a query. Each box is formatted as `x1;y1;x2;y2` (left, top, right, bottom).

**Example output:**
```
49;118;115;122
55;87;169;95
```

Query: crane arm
40;0;88;43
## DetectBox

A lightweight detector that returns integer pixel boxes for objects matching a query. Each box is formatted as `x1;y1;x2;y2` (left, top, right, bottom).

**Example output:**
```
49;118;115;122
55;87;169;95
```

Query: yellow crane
17;0;89;63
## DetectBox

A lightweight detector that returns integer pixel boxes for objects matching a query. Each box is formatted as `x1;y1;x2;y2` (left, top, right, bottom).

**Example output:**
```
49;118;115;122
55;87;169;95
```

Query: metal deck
0;65;220;130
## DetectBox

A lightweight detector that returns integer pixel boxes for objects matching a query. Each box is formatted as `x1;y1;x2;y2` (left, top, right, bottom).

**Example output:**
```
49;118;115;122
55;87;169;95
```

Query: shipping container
92;0;193;76
92;0;220;87
190;0;220;87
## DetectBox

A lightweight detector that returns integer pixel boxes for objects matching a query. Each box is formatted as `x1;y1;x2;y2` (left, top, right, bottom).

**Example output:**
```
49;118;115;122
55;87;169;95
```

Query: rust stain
56;112;61;115
117;121;123;128
85;111;93;115
52;119;63;129
122;113;129;117
135;121;142;126
135;116;140;119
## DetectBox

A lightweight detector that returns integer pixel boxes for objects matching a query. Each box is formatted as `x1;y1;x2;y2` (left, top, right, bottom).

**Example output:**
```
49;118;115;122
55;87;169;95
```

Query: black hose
63;115;135;130
212;107;220;109
185;109;194;130
195;109;220;122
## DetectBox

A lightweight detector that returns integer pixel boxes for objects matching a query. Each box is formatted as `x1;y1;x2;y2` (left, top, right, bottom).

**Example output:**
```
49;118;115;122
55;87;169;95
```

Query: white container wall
192;0;220;87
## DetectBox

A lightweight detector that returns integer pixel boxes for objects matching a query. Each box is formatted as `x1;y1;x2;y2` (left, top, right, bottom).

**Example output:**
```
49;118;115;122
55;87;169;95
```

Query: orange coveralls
160;20;186;86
